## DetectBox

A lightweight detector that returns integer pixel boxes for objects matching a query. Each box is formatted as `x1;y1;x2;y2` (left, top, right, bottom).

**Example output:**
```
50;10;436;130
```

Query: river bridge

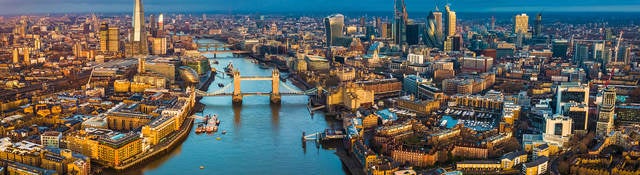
198;43;251;58
195;69;321;104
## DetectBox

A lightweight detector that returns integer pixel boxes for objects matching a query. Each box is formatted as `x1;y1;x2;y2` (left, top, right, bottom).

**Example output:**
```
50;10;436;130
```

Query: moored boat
259;63;269;69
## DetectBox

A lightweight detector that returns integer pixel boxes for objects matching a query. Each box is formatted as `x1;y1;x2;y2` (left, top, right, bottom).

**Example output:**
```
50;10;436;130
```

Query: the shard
129;0;148;56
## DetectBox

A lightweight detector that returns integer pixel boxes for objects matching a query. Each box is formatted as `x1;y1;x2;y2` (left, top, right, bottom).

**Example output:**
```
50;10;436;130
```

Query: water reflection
136;39;348;175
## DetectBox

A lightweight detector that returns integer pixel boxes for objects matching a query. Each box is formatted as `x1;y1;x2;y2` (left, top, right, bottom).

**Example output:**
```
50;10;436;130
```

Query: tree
629;87;640;103
558;160;570;174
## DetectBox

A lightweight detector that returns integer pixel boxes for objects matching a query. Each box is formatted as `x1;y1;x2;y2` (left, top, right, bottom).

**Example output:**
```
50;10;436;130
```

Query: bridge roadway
239;76;272;81
199;50;251;54
198;92;310;97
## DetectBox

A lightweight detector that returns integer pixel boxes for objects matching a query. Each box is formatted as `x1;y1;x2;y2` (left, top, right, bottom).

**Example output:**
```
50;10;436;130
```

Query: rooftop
98;132;140;149
524;156;549;167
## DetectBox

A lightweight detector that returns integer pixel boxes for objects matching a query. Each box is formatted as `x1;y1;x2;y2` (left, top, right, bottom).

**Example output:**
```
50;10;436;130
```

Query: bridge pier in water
270;69;281;104
232;70;243;104
230;69;281;104
193;69;321;104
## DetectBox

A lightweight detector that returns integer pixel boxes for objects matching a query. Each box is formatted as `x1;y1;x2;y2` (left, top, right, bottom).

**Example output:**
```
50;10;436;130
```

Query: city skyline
2;0;640;15
1;0;640;174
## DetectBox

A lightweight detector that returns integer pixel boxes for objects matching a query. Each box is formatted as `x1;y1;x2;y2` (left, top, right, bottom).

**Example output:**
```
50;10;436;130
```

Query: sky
1;0;640;15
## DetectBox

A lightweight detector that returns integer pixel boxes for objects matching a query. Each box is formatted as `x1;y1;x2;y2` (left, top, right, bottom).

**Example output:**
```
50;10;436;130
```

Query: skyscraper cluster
399;2;457;49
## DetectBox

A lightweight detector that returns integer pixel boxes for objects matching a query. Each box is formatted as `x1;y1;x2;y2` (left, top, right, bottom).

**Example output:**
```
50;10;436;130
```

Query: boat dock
302;129;346;142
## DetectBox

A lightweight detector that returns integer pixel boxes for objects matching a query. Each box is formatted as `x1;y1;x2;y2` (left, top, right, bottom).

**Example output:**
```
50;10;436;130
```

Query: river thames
128;39;348;175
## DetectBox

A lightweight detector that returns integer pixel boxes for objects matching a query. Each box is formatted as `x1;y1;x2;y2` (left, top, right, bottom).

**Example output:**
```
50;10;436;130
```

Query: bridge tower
211;43;218;58
232;70;242;104
270;69;281;104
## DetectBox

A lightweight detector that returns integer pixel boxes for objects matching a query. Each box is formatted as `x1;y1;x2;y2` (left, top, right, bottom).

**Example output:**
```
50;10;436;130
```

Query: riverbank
112;117;195;171
336;144;366;175
106;65;216;171
198;70;216;91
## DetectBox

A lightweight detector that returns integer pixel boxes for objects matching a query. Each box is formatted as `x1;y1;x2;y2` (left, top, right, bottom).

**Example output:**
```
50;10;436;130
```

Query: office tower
534;13;542;37
593;42;605;60
138;57;145;74
605;28;613;40
365;25;376;39
573;43;589;65
128;0;148;56
491;16;495;30
324;14;344;47
99;23;109;52
100;23;120;53
34;37;41;50
567;104;589;131
359;17;365;27
393;0;408;45
444;36;462;52
73;42;82;58
433;9;443;38
426;10;443;47
543;114;573;148
23;47;30;65
406;24;420;45
375;17;382;34
445;5;456;37
152;37;167;55
552;39;569;58
514;13;529;34
149;14;157;37
158;14;164;36
444;37;453;52
108;27;120;52
451;35;463;51
381;22;390;38
597;87;616;137
12;47;19;64
555;82;589;116
617;46;631;64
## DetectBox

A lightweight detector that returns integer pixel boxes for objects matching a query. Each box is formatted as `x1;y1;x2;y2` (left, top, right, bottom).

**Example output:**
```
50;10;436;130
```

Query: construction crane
85;67;94;90
613;31;624;63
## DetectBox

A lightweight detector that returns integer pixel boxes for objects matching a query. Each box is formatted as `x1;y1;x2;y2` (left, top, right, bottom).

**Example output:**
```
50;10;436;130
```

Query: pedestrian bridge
195;69;320;104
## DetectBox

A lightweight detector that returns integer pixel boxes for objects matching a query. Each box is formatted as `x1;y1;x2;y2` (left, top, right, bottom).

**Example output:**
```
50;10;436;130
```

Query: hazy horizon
1;0;640;15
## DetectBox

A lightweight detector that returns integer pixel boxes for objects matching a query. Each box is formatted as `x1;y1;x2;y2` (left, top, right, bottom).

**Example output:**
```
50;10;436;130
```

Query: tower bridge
195;69;321;104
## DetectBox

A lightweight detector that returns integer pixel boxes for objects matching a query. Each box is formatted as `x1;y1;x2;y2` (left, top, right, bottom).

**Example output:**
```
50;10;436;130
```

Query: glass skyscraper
324;14;344;47
445;5;456;37
393;0;407;45
128;0;148;56
425;10;443;47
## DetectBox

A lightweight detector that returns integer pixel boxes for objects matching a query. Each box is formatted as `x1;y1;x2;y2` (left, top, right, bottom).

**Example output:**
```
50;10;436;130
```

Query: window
554;123;563;136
